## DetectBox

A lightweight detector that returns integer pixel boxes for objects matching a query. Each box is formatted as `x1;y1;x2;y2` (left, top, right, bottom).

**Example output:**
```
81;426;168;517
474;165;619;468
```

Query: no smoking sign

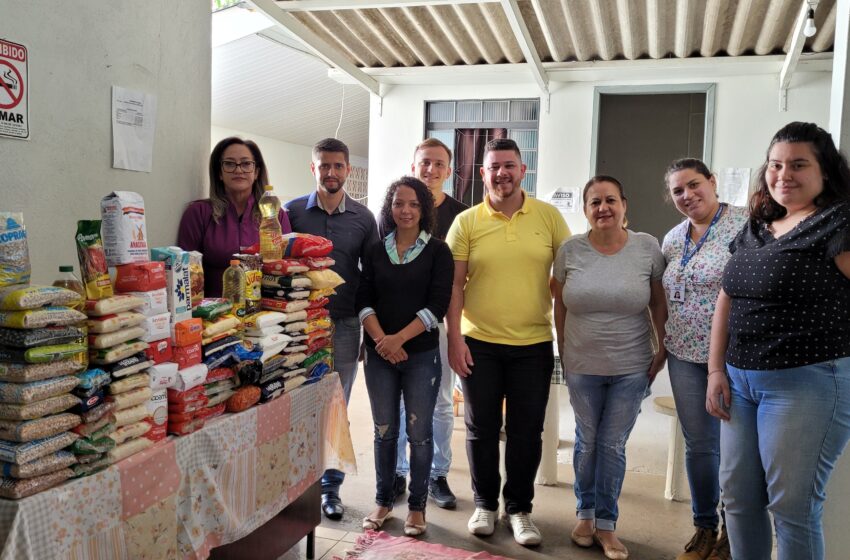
0;38;28;139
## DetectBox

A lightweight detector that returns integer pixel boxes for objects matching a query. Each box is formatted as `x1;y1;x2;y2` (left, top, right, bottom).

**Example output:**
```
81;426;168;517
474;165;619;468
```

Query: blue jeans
721;358;850;560
396;323;454;479
363;346;441;511
566;371;649;531
321;316;362;496
668;354;722;530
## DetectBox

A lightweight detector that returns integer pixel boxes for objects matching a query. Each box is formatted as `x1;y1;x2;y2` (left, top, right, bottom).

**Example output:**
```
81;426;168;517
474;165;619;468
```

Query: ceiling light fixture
803;6;817;38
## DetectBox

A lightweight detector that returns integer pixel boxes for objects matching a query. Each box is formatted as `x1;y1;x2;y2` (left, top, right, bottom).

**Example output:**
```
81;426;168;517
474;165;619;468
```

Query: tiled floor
279;370;699;560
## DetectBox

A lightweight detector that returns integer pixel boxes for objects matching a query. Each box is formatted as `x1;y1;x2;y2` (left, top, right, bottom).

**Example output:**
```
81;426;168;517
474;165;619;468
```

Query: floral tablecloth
0;373;356;560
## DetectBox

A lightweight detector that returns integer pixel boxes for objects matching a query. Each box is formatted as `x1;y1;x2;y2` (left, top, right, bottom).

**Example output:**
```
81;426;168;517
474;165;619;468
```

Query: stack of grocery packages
0;284;88;498
252;232;342;399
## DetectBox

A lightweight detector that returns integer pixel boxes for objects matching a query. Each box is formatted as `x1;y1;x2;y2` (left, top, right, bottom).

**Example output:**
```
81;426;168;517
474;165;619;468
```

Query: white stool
653;396;688;502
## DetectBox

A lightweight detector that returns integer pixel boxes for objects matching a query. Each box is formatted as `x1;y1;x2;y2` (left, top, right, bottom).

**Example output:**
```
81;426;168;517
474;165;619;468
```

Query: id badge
670;280;686;303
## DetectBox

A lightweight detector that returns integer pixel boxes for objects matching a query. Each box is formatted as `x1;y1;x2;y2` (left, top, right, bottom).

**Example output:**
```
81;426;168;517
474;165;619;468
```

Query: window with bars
424;99;540;204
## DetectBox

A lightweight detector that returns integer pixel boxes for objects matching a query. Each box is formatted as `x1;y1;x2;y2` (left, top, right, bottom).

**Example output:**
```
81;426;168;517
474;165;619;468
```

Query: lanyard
680;203;725;269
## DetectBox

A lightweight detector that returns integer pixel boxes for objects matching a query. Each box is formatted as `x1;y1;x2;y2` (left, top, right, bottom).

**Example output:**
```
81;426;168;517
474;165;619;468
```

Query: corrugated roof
276;0;836;68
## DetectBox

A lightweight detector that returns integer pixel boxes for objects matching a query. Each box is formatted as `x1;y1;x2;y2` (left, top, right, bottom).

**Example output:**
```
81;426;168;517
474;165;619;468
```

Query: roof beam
779;0;819;111
499;0;549;109
250;0;382;97
275;0;498;11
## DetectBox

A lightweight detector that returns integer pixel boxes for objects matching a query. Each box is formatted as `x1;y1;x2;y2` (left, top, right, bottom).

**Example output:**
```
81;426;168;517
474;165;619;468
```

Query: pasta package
87;311;145;334
114;261;166;293
0;285;83;311
75;220;113;300
0;306;87;329
85;295;145;317
0;213;30;288
101;191;149;266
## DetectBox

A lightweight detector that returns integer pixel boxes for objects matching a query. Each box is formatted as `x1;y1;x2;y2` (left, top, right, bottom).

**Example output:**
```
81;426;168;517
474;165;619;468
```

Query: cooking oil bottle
222;259;247;317
258;185;283;261
52;265;86;311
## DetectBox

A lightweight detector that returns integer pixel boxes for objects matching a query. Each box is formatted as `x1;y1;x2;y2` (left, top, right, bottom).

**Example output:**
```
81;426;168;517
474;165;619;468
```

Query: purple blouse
176;194;292;297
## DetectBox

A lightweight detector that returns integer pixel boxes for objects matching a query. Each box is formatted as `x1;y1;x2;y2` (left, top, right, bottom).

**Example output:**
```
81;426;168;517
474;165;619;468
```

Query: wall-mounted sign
545;187;580;214
0;38;28;140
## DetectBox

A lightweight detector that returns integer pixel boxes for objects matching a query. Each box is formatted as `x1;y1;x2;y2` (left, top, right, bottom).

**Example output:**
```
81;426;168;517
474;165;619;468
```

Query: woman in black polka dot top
706;122;850;560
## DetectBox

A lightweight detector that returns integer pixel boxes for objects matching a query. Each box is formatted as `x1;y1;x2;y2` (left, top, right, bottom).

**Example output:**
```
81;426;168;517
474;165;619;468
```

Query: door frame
589;83;717;175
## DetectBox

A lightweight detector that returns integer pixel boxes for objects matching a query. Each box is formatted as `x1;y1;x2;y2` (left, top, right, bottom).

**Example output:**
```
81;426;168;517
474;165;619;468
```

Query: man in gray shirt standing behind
285;138;379;520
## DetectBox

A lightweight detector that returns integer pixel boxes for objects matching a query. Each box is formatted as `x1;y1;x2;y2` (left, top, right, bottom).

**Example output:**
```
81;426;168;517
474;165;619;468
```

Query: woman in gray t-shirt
553;176;667;560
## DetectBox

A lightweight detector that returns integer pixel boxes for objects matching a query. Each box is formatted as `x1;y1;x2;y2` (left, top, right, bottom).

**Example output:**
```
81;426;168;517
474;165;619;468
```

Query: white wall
211;125;369;204
368;72;832;234
0;0;211;284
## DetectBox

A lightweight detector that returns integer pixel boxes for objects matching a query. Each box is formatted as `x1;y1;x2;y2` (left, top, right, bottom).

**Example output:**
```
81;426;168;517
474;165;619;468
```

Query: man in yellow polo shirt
446;138;570;547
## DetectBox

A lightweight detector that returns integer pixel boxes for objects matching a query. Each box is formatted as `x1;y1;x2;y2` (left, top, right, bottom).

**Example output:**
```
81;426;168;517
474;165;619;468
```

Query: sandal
362;508;392;530
404;511;427;536
593;530;629;560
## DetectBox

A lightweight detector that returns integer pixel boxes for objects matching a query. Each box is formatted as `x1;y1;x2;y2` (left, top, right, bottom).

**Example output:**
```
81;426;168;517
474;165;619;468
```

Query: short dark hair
751;122;850;222
413;137;453;164
312;137;350;164
208;137;269;224
663;158;714;202
484;138;522;159
583;175;626;204
379;176;437;235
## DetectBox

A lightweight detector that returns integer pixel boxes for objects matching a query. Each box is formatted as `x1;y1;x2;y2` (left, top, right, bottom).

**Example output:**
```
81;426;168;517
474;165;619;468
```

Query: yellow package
308;287;336;301
303;269;345;290
304;317;332;334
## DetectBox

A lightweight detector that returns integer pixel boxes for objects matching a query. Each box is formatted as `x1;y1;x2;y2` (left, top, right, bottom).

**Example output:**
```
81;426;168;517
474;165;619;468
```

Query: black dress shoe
393;474;407;500
321;493;344;520
429;476;457;509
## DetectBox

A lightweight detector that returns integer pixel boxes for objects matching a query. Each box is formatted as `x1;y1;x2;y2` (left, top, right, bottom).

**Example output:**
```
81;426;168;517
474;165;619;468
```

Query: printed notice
719;168;751;207
112;86;157;172
545;187;580;213
0;38;29;139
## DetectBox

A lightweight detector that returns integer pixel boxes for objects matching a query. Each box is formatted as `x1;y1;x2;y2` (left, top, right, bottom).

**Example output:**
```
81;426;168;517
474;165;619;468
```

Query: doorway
591;85;716;241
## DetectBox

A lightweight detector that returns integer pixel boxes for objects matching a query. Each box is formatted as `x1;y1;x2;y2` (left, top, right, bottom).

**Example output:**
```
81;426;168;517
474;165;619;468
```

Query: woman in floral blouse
661;159;747;560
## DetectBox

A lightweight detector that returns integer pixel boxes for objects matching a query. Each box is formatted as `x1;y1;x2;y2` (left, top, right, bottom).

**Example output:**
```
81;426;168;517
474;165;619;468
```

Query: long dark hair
750;122;850;222
208;137;269;224
379;177;437;235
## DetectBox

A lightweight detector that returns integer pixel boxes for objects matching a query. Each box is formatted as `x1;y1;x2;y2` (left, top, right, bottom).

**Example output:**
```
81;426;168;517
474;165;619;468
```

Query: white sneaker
467;507;497;536
508;512;542;546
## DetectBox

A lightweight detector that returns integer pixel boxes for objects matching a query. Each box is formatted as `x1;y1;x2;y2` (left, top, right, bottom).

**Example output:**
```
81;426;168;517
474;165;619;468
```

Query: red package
307;337;331;355
115;261;166;293
144;338;173;364
167;385;205;404
167;409;197;423
281;233;333;258
173;342;201;369
262;259;310;275
306;297;329;310
168;417;204;436
173;318;203;347
196;402;226;421
305;307;329;321
226;386;261;413
168;397;209;415
300;256;335;270
144;422;167;442
206;367;235;383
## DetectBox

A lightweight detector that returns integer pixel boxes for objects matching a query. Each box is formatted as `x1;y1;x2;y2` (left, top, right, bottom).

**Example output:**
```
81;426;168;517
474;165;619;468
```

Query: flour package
100;192;149;266
151;247;192;322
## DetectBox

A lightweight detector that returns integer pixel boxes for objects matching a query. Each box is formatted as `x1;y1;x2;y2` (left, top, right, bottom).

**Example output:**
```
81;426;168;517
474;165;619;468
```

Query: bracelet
708;369;725;377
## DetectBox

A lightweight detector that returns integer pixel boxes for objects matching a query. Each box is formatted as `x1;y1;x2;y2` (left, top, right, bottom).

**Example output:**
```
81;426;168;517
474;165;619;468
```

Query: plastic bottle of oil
258;185;283;262
222;259;247;317
52;265;86;311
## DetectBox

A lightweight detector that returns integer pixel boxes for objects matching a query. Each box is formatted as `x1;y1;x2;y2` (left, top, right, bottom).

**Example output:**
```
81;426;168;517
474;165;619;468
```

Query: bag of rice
0;285;83;311
108;373;150;395
261;274;312;290
75;220;113;300
108;421;150;445
89;340;148;365
280;233;333;258
85;295;145;317
101;191;149;265
87;311;145;334
112;404;149;428
107;387;151;411
88;326;147;349
261;299;310;314
0;213;30;288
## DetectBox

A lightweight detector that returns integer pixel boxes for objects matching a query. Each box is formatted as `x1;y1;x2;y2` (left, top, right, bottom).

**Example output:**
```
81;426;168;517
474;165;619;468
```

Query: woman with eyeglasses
178;137;292;296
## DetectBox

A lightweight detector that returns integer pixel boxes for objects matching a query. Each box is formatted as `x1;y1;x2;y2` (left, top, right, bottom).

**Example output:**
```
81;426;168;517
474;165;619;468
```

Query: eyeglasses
221;160;256;173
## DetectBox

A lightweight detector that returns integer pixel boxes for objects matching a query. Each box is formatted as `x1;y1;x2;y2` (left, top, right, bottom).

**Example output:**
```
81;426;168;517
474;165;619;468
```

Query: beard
322;178;346;194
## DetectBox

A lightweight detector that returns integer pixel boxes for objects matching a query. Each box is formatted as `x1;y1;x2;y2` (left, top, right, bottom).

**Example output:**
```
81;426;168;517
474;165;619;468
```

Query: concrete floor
282;368;699;560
